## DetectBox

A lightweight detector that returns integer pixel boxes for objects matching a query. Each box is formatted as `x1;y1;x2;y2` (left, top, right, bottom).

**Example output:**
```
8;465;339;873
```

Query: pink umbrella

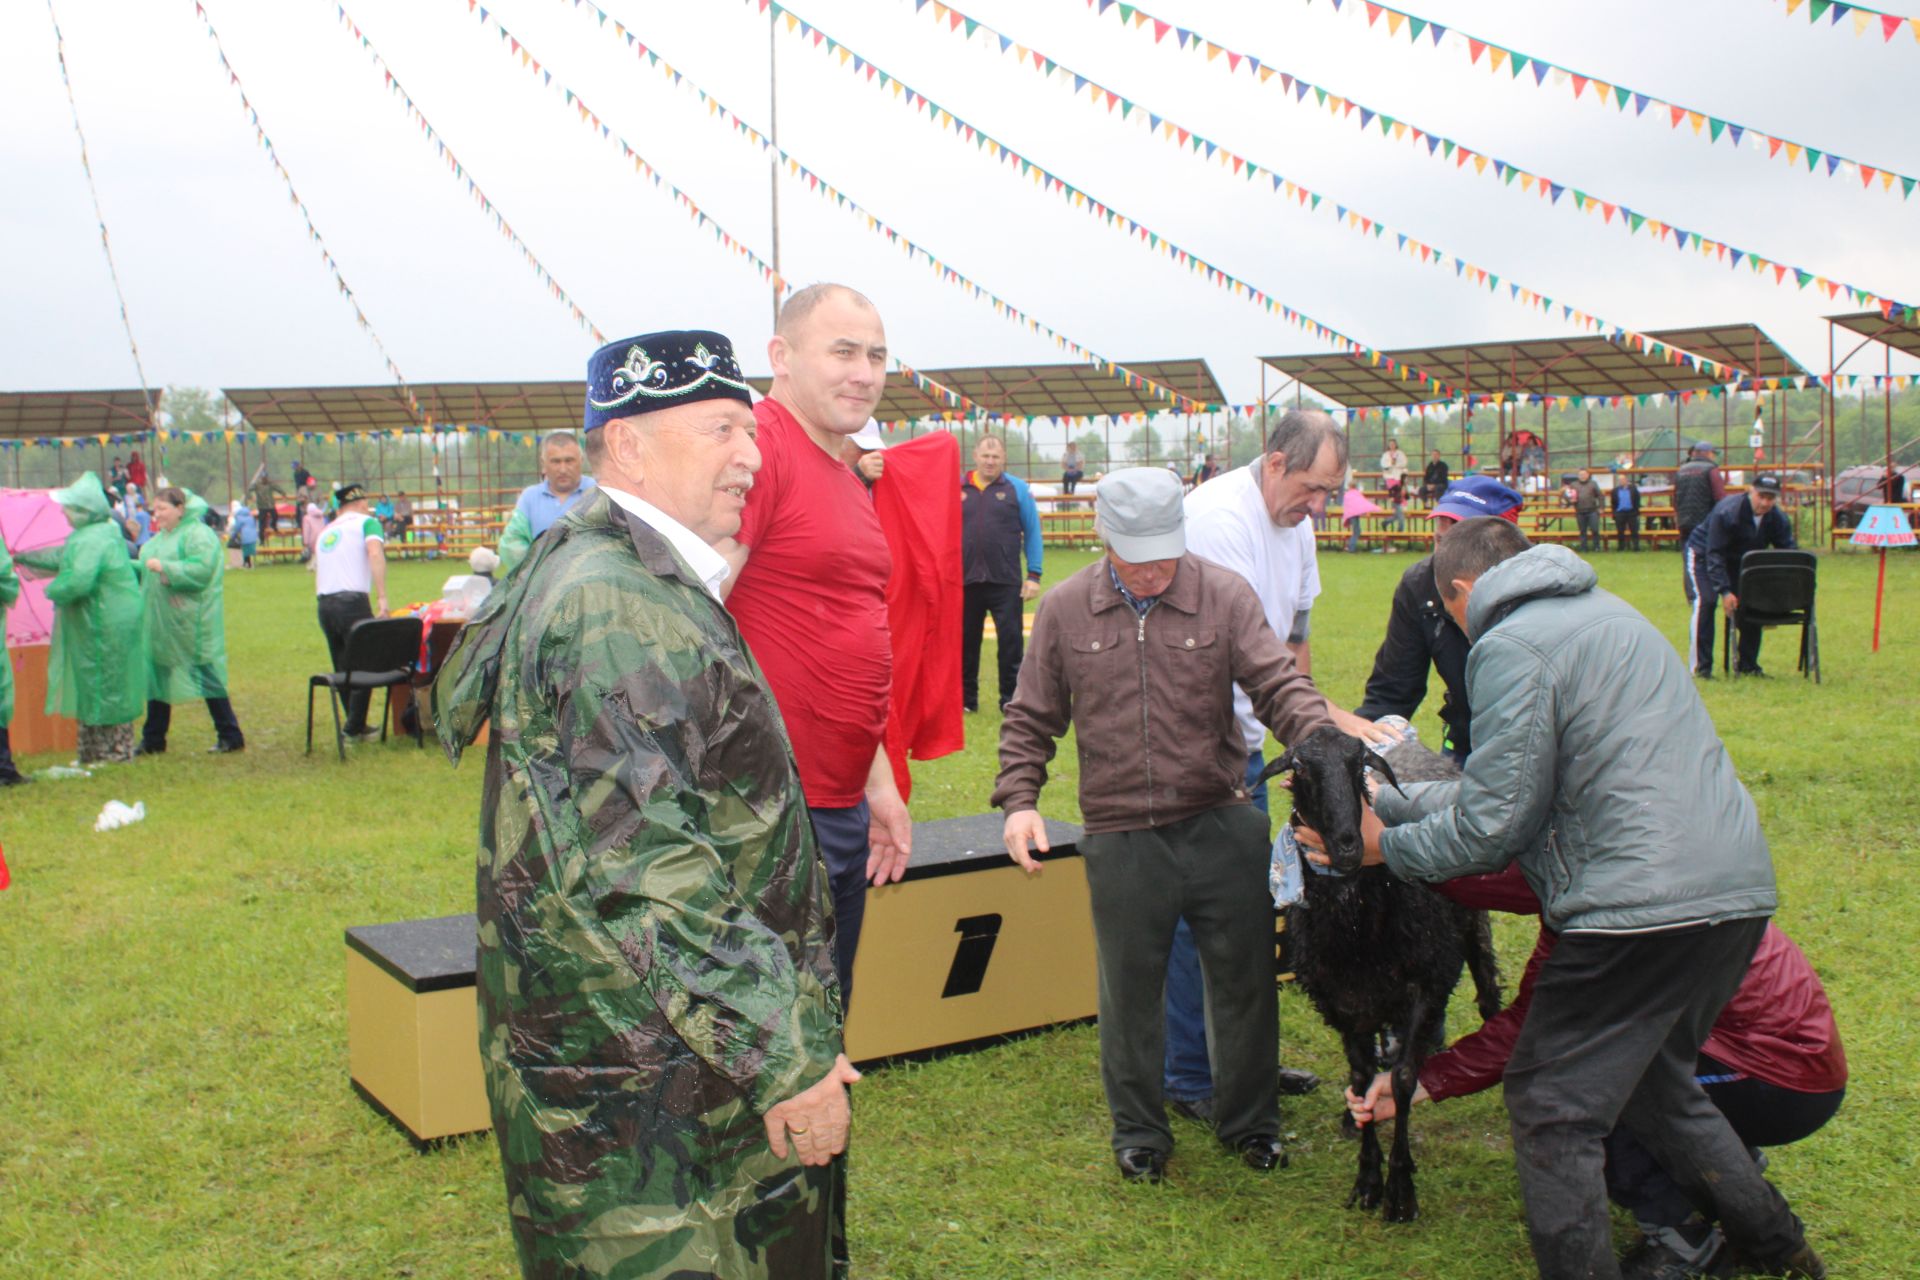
1340;488;1383;520
1;488;73;647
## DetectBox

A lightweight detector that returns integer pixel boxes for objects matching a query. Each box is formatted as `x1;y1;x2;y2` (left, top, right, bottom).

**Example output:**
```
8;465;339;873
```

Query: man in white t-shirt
1163;409;1400;1123
313;483;389;738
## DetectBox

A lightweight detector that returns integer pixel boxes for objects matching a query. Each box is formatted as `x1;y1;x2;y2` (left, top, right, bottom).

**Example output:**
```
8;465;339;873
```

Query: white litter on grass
35;766;92;781
93;800;146;832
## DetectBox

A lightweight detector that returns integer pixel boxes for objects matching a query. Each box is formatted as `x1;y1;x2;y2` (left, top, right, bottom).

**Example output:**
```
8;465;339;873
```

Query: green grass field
1;545;1914;1278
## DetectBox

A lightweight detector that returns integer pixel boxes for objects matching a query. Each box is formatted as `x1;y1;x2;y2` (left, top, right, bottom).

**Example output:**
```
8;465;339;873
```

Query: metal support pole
767;11;783;331
1827;322;1836;547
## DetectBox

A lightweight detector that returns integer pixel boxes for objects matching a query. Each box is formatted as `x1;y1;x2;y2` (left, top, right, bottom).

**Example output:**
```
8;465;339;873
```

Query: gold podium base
344;816;1095;1142
345;917;489;1144
843;816;1094;1063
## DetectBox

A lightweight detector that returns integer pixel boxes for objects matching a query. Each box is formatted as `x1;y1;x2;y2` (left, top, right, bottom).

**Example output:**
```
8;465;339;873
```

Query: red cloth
731;398;892;808
872;434;964;801
1423;866;1847;1101
0;840;9;891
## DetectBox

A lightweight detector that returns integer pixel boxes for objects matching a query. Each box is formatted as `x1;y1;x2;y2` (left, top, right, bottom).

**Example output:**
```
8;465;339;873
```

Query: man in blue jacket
1316;518;1825;1280
961;435;1042;713
1685;473;1795;677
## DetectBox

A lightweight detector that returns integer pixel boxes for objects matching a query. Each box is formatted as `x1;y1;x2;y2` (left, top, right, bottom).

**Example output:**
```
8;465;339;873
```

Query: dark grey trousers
1504;917;1807;1279
1576;508;1603;551
1080;804;1277;1156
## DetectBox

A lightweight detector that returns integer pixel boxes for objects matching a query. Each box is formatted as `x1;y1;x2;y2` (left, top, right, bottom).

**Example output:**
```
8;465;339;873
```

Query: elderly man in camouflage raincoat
434;329;857;1280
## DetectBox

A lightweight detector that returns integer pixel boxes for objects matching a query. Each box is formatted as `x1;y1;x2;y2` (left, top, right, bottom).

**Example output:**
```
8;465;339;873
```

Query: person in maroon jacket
1348;865;1845;1280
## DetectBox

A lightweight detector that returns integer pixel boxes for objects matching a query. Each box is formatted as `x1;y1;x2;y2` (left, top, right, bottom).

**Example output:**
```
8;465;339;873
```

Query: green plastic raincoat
495;506;532;574
142;490;229;702
38;474;147;726
0;532;19;727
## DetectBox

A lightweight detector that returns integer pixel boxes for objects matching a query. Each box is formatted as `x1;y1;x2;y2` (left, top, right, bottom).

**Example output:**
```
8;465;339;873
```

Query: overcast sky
4;0;1917;410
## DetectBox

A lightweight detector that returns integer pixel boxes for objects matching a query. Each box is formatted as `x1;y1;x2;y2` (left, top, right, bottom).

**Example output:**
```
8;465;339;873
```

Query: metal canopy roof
223;382;584;435
744;373;947;424
1262;325;1805;409
224;359;1227;434
905;358;1225;419
754;358;1224;421
1828;310;1920;362
0;388;157;440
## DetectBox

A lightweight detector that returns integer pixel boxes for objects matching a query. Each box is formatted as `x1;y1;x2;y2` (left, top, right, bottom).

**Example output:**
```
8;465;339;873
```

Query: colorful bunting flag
753;2;1766;384
188;0;421;422
45;0;152;416
494;0;1304;408
332;4;606;345
1060;0;1914;322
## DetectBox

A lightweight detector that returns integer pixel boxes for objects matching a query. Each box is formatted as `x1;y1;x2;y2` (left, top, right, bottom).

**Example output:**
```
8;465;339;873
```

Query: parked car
1832;464;1919;527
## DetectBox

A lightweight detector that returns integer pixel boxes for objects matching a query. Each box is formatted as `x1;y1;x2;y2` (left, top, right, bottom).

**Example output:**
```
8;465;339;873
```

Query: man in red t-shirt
722;283;911;1005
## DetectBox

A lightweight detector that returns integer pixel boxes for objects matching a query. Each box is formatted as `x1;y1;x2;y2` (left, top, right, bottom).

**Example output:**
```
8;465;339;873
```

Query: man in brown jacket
993;467;1333;1184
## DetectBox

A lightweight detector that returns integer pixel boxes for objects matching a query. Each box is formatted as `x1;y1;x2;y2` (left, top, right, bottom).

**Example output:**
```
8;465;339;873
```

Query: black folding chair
307;616;425;760
1723;549;1819;682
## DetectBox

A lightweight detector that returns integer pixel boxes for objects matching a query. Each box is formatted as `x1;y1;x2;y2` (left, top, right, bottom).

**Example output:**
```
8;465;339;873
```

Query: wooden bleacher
243;488;519;563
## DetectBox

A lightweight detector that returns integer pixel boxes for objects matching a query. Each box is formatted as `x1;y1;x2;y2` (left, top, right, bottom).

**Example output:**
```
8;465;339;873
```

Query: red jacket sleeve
1420;924;1556;1102
1419;864;1550;1102
1433;865;1543;915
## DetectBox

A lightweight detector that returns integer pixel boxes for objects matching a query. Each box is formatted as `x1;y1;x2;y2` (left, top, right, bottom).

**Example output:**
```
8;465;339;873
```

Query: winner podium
346;813;1095;1143
842;813;1092;1061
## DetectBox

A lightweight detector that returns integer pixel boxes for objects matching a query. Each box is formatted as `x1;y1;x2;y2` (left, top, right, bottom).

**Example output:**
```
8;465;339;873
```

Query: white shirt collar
597;485;731;598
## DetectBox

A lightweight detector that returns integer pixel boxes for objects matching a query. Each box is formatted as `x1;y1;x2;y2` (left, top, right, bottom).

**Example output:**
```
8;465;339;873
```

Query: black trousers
1613;511;1640;551
961;580;1024;710
0;723;19;779
1604;1052;1845;1230
1504;918;1806;1279
317;592;376;733
1685;546;1762;673
1080;805;1278;1156
142;689;243;750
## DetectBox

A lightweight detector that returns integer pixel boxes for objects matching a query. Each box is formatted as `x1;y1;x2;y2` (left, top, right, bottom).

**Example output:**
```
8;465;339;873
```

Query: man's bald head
776;283;878;339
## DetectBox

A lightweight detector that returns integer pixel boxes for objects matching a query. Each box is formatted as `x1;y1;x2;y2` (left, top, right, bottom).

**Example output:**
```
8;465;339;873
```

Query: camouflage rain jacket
433;488;845;1280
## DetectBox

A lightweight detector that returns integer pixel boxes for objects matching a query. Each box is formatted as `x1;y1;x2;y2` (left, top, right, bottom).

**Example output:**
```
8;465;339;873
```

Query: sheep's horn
1254;749;1295;786
1365;750;1406;798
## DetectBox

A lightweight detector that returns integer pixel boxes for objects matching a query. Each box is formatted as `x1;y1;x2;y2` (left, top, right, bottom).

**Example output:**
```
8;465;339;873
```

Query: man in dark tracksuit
1686;475;1795;677
960;435;1043;712
1356;476;1522;762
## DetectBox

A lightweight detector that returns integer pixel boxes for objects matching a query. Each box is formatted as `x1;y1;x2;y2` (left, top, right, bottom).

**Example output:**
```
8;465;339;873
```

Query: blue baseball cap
1433;475;1523;522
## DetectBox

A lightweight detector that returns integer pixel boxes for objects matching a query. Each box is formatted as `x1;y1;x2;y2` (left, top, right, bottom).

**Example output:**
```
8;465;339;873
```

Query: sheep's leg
1382;988;1436;1224
1342;1029;1385;1211
1463;909;1505;1025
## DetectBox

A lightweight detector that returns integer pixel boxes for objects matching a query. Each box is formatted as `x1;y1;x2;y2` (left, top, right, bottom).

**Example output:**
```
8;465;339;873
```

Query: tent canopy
223;360;1227;434
1262;324;1805;409
0;389;157;440
1827;311;1920;364
849;358;1226;420
223;382;579;436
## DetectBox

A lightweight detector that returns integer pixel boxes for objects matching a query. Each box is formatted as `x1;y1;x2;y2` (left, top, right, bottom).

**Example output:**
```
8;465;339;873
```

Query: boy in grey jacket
1321;519;1824;1280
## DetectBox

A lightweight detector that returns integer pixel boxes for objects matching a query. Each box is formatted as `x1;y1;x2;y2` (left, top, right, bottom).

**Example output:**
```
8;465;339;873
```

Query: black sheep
1260;725;1502;1223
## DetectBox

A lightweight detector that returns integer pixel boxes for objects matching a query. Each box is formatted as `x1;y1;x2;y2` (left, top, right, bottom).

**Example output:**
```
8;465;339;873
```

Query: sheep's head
1257;725;1401;875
